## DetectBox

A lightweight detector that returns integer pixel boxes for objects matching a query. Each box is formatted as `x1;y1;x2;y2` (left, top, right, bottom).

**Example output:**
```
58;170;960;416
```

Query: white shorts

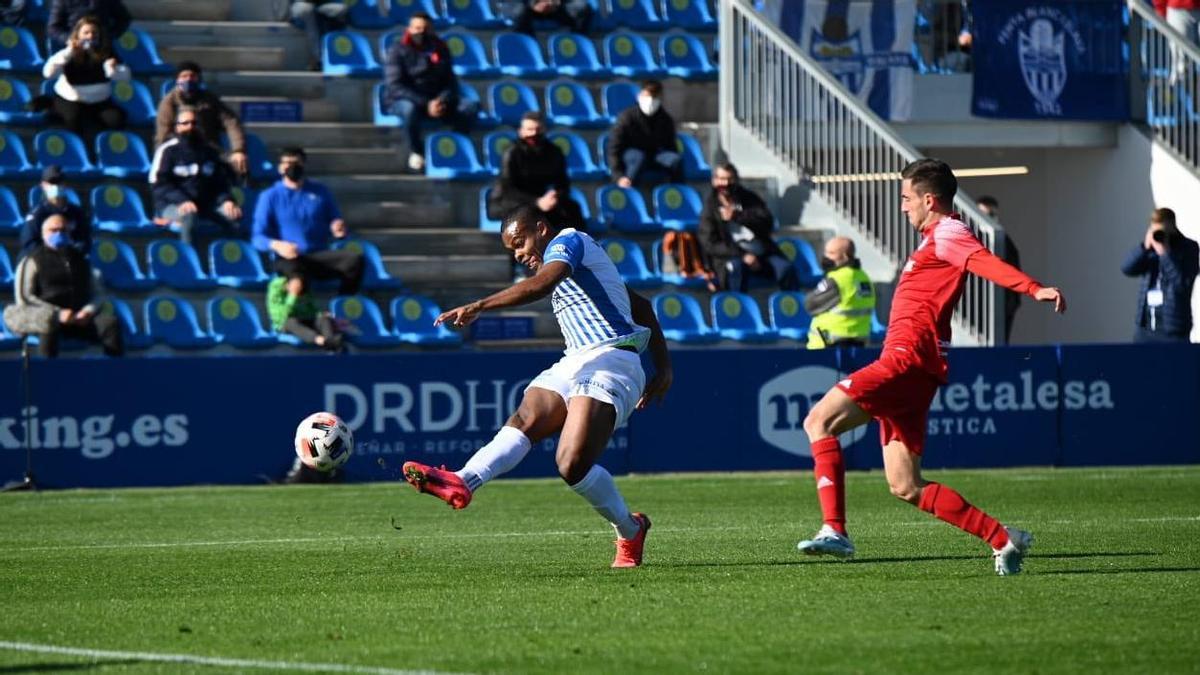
527;347;646;428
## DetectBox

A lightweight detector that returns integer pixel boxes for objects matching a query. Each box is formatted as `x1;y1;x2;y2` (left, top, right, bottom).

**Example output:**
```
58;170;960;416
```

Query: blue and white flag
777;0;917;121
971;0;1129;120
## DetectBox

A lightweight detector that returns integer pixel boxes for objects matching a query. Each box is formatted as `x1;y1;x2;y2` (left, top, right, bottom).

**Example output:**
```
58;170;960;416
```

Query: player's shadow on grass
0;661;141;673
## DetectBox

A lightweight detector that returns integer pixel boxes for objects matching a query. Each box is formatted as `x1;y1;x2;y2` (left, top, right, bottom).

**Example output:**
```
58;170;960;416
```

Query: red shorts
835;348;939;455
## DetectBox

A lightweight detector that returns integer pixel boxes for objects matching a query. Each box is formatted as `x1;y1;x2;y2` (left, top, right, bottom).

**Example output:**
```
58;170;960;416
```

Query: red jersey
884;215;1043;381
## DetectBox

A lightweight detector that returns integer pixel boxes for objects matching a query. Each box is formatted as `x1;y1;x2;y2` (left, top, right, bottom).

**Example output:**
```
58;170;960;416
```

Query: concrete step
341;199;457;229
125;0;231;21
160;45;288;71
384;254;510;283
247;122;398;149
306;148;406;175
207;71;327;100
363;228;502;256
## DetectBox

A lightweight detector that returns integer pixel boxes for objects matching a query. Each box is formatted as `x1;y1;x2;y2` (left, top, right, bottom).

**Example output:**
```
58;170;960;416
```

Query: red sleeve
933;220;986;270
964;249;1043;297
1154;0;1167;17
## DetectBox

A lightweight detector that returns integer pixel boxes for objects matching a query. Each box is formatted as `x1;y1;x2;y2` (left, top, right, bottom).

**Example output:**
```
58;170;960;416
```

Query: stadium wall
1;344;1196;488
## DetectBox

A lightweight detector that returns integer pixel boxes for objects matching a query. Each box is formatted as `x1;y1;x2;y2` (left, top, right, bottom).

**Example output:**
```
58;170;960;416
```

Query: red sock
917;482;1009;549
811;437;846;535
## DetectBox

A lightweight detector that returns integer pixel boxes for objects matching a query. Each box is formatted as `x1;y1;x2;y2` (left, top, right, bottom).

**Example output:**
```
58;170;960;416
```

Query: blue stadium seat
548;131;607;180
443;0;505;27
209;239;269;289
331;238;404;290
145;296;218;349
459;81;499;128
871;308;887;343
662;0;717;31
91;184;156;235
0;186;21;235
569;186;601;233
601;238;660;288
0;246;12;286
652;184;702;231
425;131;490;180
372;82;401;127
34;130;100;178
24;0;47;22
602;81;639;123
0;130;38;179
28;184;82;209
113;28;171;74
441;31;499;78
660;33;717;80
323;31;382;77
652;292;718;343
549;33;608;80
95;131;150;179
493;33;555;79
0;26;44;72
0;313;21;349
479;186;501;232
545;80;608;128
0;76;42;125
768;291;812;341
483;130;516;174
147;240;218;291
207;296;278;349
100;297;152;350
676;132;712;180
348;0;436;29
604;32;663;78
110;78;156;126
606;0;666;29
776;237;825;288
597;185;658;232
90;238;158;291
651;237;707;288
489;81;540;126
711;292;779;342
390;295;463;345
388;0;446;25
222;133;275;181
331;295;401;347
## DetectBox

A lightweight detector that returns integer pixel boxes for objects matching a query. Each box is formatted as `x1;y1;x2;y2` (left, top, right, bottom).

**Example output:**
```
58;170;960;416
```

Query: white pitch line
0;641;461;675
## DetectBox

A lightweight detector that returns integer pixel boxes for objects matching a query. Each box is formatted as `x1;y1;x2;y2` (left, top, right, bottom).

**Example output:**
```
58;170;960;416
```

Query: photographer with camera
1120;207;1199;343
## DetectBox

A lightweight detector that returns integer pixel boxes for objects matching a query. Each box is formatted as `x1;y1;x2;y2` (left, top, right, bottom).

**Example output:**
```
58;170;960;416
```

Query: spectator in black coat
608;80;682;188
510;0;593;36
383;11;479;172
46;0;130;50
488;112;584;230
698;163;797;293
20;165;90;258
148;106;241;248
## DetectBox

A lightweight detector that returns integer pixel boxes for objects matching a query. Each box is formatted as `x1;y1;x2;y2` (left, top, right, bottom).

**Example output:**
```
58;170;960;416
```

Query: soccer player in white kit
401;205;673;568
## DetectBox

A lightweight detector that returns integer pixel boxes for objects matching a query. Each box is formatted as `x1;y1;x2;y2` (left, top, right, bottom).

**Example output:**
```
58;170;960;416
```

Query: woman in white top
42;15;131;140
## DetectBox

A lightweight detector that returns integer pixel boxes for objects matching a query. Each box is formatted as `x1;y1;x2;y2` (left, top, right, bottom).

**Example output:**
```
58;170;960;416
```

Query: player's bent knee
556;453;591;485
888;481;921;504
802;408;834;440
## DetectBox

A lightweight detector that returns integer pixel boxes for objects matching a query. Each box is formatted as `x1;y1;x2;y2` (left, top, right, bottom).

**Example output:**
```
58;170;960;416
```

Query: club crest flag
776;0;917;121
971;0;1129;120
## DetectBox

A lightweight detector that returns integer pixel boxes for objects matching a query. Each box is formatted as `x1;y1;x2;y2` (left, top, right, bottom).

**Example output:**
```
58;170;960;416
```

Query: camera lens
1152;229;1166;243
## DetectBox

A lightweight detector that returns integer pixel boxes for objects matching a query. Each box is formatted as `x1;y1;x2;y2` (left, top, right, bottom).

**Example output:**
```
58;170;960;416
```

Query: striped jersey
542;229;651;355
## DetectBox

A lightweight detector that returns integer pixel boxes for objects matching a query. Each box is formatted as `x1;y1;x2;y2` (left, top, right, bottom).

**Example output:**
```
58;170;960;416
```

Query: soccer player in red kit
796;159;1066;575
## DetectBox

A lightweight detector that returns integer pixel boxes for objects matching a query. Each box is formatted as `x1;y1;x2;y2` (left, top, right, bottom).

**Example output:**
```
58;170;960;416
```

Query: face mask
638;96;661;116
179;81;199;96
410;32;425;46
522;134;541;147
284;164;305;182
43;184;62;200
46;231;68;249
80;39;95;51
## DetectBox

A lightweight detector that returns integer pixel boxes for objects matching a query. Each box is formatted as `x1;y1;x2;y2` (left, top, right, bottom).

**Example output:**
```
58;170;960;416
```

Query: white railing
719;0;1005;345
1129;0;1200;171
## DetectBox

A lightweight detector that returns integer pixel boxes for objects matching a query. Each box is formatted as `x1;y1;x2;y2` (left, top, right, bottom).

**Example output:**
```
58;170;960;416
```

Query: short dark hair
280;146;306;161
640;80;663;96
502;204;549;234
901;158;957;204
1152;207;1177;231
520;111;544;125
409;10;432;22
976;195;999;210
715;162;739;178
176;60;202;77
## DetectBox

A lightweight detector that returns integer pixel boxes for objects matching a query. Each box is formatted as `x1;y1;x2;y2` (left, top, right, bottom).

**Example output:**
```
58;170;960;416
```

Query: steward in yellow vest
806;237;876;349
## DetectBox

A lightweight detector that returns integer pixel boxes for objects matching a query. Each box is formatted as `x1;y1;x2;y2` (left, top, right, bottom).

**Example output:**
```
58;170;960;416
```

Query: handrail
719;0;1005;345
1127;0;1200;171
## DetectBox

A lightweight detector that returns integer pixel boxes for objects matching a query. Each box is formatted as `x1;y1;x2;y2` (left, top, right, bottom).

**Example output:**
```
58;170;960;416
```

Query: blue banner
0;345;1196;488
971;1;1129;120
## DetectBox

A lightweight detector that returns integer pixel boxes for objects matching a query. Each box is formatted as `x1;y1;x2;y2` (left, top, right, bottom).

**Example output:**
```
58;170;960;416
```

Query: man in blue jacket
1121;207;1199;343
383;11;479;172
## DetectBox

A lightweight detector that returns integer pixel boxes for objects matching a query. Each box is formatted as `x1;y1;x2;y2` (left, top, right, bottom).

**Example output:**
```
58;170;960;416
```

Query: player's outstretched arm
964;250;1066;314
628;287;673;409
435;262;571;328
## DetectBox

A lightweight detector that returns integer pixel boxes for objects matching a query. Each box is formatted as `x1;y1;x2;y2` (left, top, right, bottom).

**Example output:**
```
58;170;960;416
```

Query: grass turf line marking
0;641;461;675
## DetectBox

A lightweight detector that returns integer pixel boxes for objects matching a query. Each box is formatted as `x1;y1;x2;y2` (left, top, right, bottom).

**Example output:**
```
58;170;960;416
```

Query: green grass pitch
2;466;1199;674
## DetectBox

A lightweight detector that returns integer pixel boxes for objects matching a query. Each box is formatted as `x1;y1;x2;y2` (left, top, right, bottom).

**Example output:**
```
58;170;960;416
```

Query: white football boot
797;524;856;559
993;527;1034;576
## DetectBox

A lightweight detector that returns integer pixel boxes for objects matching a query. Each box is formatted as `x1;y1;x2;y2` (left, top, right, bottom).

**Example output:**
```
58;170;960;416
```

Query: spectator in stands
488;112;584;230
149;106;242;248
267;275;345;353
155;61;249;177
20;165;90;258
9;214;123;358
46;0;130;50
1155;0;1200;47
289;0;349;71
0;0;26;25
384;11;479;172
698;162;798;293
252;146;363;296
804;236;875;349
42;15;130;140
508;0;593;36
976;195;1021;343
1120;207;1199;343
609;80;682;188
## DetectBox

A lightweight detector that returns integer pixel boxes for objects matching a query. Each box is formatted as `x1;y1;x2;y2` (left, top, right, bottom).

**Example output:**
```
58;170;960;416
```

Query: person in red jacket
1155;0;1200;46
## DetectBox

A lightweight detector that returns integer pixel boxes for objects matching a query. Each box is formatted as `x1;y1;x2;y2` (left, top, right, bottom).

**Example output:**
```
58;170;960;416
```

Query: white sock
454;426;532;492
569;465;641;539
